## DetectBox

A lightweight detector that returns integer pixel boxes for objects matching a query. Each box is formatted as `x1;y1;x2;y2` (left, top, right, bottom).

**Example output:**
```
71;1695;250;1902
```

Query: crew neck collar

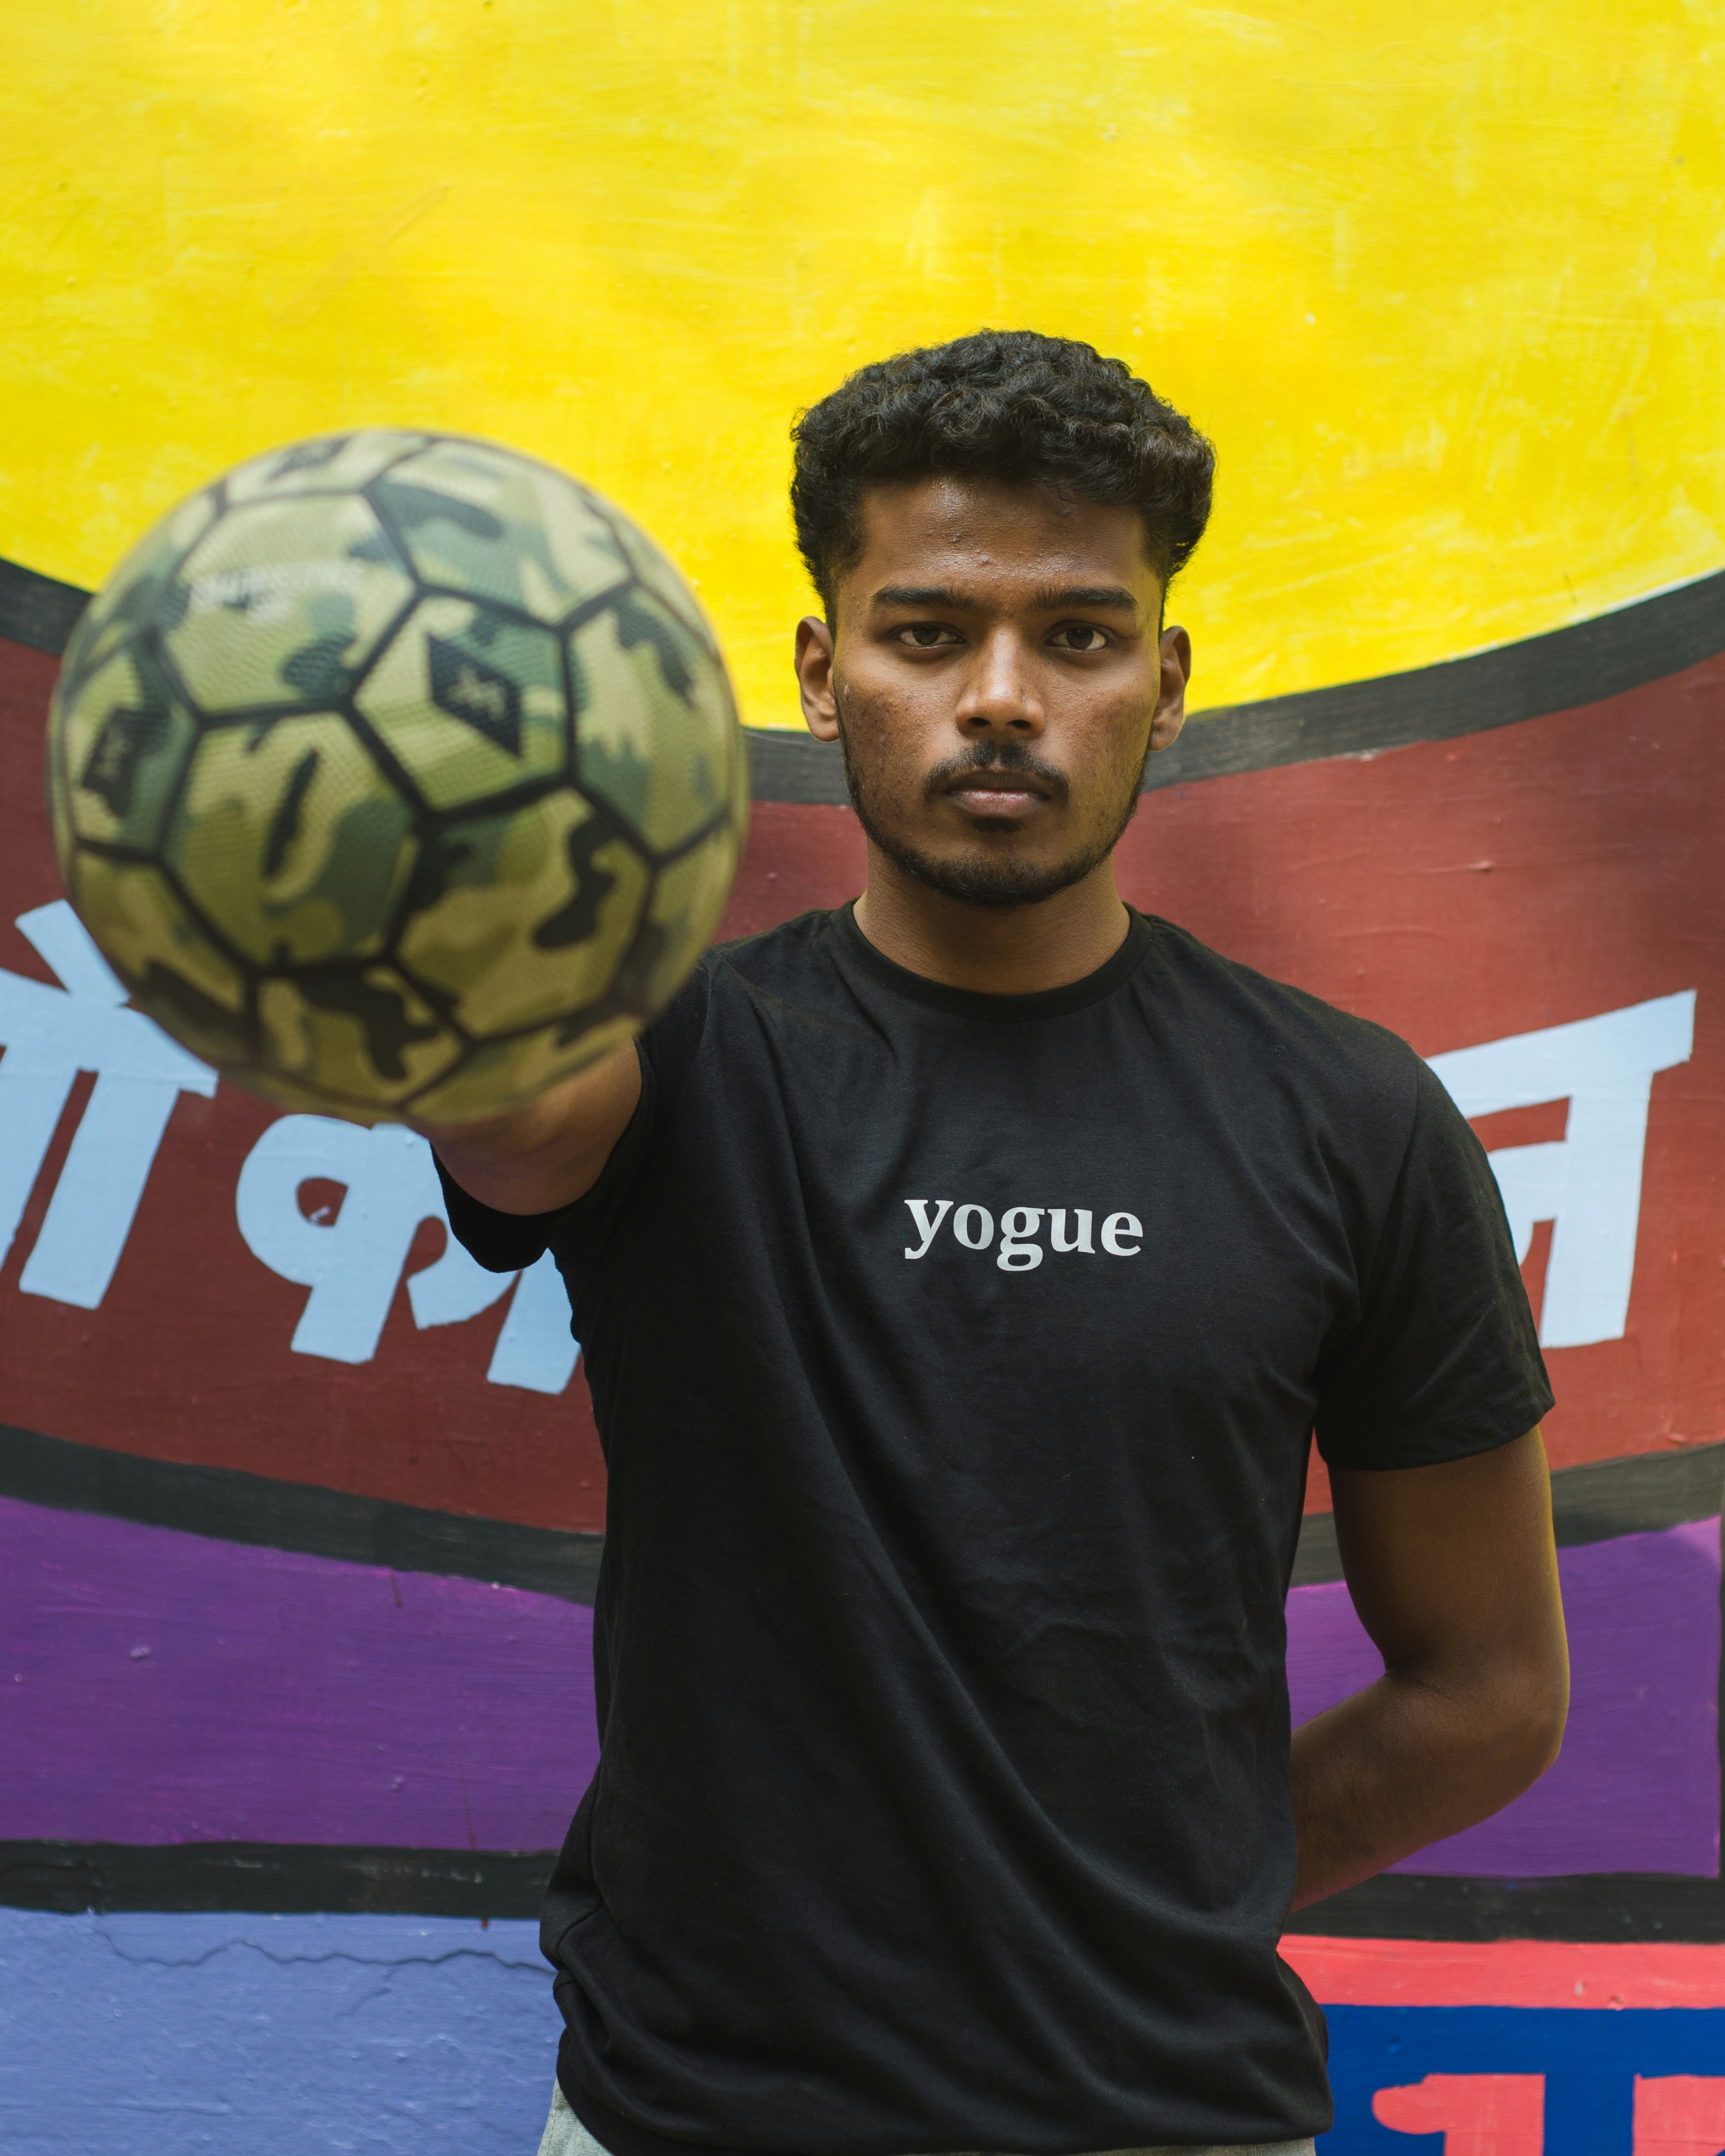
830;900;1154;1024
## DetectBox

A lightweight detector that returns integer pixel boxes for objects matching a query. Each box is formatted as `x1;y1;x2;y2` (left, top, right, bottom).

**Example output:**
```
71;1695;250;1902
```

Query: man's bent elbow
1492;1663;1570;1803
1528;1676;1570;1780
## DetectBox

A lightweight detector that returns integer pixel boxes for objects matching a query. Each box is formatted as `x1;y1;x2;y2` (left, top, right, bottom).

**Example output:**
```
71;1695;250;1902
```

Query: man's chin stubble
837;727;1141;911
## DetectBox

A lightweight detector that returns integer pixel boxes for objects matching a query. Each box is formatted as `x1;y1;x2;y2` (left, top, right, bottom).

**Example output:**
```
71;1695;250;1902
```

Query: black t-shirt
439;905;1551;2156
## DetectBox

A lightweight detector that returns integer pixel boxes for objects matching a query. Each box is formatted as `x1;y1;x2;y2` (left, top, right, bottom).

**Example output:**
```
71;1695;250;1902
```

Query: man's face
795;476;1190;907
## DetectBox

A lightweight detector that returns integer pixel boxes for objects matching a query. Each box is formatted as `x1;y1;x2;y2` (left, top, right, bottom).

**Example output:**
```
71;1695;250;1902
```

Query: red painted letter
1373;2073;1546;2155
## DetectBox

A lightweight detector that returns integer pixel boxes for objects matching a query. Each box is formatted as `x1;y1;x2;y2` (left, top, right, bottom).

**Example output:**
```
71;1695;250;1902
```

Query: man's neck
851;851;1131;996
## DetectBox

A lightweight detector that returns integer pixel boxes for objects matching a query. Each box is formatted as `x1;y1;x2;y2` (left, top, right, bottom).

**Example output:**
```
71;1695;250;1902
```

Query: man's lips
941;774;1052;818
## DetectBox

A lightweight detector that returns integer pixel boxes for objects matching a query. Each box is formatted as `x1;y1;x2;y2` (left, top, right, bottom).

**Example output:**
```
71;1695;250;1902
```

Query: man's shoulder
703;907;841;990
1145;914;1426;1109
640;908;846;1076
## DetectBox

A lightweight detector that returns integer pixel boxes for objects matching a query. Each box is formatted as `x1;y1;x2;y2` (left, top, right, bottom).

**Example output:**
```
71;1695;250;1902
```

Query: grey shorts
536;2080;1318;2156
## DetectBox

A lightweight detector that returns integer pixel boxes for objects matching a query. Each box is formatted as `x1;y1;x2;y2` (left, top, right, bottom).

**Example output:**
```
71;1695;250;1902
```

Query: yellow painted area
2;1;1721;725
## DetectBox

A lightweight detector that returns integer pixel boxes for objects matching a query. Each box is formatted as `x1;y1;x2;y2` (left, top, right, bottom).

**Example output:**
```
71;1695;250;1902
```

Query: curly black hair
791;329;1214;614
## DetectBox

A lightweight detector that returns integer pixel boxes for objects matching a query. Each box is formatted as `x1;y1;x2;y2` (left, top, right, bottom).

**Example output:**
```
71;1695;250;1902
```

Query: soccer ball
46;430;746;1121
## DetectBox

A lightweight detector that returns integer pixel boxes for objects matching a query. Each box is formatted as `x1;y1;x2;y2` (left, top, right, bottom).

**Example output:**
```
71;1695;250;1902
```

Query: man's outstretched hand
424;1040;643;1220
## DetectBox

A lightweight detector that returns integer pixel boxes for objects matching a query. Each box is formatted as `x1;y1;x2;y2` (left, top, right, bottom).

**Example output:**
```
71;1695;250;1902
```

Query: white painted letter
406;1213;518;1331
997;1207;1044;1272
236;1113;580;1385
952;1203;994;1251
0;902;217;1310
1048;1208;1094;1254
237;1118;509;1363
237;1118;437;1362
1100;1210;1143;1256
903;1198;953;1260
1427;990;1696;1349
487;1248;581;1394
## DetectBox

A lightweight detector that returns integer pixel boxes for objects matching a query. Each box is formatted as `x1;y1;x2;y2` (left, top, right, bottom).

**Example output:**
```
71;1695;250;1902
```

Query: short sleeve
434;1149;578;1272
434;960;713;1278
1314;1058;1554;1470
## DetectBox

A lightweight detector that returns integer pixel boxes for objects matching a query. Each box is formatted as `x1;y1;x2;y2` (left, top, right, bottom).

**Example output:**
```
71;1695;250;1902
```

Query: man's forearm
1289;1651;1566;1910
1289;1433;1571;1913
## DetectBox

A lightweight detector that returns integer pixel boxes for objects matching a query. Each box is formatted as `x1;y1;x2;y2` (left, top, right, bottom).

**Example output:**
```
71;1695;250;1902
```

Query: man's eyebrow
868;584;970;610
1032;583;1141;615
867;582;1143;614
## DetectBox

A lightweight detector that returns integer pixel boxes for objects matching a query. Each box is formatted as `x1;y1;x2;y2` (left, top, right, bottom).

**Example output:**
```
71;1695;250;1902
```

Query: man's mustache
922;740;1070;806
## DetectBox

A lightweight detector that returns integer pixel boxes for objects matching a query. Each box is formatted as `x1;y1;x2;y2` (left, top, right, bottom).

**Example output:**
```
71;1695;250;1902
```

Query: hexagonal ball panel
355;596;569;812
167;712;417;970
617;818;745;1015
571;587;738;856
372;439;630;626
54;643;200;853
223;430;432;504
58;485;218;709
610;514;719;650
257;963;460;1109
165;493;414;714
398;788;648;1038
66;850;253;1070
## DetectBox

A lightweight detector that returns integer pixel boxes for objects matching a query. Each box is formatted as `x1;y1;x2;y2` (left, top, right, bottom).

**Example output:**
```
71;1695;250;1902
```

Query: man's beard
835;705;1144;910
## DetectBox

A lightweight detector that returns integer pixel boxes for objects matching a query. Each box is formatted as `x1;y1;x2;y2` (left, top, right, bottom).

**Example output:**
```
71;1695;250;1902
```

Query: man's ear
1148;625;1191;755
795;615;840;741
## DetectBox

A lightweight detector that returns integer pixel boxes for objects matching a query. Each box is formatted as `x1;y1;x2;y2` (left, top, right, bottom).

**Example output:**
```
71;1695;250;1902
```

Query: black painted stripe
1284;1869;1725;1944
0;556;88;656
0;1423;602;1603
6;1837;1721;1937
7;1421;1715;1600
0;1839;553;1920
9;552;1723;798
1289;1439;1725;1587
742;724;847;805
1150;568;1725;792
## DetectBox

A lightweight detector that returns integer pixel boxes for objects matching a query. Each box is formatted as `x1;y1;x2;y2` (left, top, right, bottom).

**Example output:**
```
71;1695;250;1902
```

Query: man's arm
423;1039;643;1217
1289;1427;1568;1910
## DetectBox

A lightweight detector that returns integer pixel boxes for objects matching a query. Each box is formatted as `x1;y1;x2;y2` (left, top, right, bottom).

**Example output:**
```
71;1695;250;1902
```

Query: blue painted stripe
10;1904;1725;2156
0;1904;558;2155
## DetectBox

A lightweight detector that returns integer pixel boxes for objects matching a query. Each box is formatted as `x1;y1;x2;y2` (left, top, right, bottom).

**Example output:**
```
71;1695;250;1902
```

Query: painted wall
3;3;1724;2149
5;1;1725;724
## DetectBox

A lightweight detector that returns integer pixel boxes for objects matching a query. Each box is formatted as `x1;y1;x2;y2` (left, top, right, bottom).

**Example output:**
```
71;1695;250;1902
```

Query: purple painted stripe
6;1495;1717;1869
1287;1518;1722;1877
0;1495;595;1848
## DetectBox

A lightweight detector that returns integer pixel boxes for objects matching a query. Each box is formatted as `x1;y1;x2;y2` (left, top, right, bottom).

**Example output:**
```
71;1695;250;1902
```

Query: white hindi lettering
0;910;1695;1363
0;901;215;1309
0;904;579;1389
1426;990;1696;1349
234;1114;580;1390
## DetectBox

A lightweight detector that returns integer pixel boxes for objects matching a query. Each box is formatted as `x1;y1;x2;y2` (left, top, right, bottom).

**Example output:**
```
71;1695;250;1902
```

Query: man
431;331;1568;2156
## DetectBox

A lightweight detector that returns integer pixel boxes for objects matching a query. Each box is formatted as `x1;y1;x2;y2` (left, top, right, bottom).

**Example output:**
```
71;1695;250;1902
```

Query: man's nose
955;629;1045;738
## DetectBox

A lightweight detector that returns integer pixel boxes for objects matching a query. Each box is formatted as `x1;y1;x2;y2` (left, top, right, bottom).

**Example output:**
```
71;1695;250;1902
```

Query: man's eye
1050;623;1110;651
895;623;960;649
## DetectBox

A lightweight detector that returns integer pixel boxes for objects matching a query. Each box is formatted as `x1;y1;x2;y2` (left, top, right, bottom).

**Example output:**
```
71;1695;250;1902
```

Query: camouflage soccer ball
46;430;746;1121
